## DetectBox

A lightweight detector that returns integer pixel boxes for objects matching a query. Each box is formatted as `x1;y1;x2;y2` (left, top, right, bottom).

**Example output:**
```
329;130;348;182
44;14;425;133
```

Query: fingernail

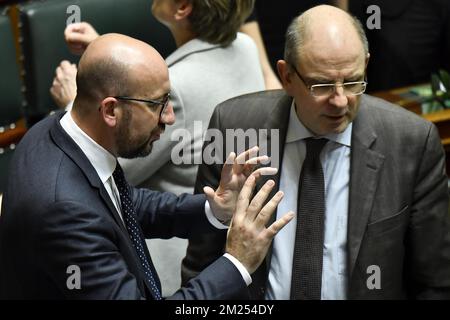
267;180;274;186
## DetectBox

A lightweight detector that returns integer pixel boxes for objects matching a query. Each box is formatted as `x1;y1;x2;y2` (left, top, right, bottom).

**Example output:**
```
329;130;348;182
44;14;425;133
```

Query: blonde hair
188;0;255;46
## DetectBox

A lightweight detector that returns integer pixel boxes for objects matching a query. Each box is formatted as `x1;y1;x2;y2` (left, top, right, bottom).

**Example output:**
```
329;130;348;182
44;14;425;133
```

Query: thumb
203;186;216;202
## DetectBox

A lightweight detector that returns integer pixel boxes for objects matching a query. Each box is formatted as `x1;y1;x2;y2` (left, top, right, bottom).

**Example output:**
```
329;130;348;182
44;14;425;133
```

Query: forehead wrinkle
300;49;365;81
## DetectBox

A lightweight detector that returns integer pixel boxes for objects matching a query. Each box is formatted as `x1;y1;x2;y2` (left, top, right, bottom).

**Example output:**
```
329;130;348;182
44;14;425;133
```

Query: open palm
205;146;278;222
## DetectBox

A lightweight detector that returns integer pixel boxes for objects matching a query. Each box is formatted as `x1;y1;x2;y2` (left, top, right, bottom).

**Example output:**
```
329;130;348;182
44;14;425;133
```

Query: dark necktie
113;163;162;300
291;138;328;300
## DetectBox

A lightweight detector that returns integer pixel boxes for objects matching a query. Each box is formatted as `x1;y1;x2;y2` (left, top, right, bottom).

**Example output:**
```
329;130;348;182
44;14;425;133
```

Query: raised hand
50;60;77;108
226;175;294;274
65;22;99;55
205;146;277;223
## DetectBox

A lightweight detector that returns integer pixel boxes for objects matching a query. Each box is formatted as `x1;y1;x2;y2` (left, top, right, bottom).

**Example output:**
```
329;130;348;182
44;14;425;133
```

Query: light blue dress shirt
265;102;352;300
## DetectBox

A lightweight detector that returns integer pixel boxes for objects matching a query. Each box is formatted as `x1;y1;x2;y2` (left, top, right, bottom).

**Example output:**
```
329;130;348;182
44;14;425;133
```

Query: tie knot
305;138;328;160
113;162;126;185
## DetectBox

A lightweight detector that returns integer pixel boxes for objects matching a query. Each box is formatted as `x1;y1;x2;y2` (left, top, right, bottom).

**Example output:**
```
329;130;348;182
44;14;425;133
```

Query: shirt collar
60;111;117;184
285;100;352;147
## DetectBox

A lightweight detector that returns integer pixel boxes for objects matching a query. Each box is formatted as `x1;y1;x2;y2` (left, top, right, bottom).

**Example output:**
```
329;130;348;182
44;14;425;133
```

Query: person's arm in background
50;22;99;109
65;22;100;55
50;61;77;109
240;19;281;90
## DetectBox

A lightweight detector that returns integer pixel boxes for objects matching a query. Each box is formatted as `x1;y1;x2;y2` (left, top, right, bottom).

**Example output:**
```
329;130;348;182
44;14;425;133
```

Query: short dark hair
76;58;130;103
188;0;255;47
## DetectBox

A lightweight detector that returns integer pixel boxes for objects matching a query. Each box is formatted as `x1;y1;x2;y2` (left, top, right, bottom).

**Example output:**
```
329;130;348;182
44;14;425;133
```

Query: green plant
422;69;450;114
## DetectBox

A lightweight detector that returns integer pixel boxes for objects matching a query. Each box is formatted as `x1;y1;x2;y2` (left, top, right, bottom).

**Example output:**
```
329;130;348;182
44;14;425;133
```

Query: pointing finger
219;152;236;184
264;211;295;238
246;180;275;221
251;167;278;179
235;175;256;219
254;191;284;228
234;146;259;169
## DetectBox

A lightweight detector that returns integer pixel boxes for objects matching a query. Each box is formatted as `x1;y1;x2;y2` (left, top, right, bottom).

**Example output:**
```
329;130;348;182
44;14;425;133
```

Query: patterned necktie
113;163;162;300
291;138;328;300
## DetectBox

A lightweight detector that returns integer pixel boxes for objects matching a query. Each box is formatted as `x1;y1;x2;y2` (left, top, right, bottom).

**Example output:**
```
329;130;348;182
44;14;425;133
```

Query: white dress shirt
265;102;351;300
60;111;123;220
59;111;251;286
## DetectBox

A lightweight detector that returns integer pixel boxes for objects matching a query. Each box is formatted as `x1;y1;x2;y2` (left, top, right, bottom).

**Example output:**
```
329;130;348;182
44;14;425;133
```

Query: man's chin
135;147;153;158
119;141;154;159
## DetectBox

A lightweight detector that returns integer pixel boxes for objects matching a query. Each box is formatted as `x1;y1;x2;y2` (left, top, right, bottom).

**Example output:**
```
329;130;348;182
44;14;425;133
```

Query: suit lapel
98;186;128;232
255;94;292;200
49;113;128;234
50;113;151;297
347;101;385;278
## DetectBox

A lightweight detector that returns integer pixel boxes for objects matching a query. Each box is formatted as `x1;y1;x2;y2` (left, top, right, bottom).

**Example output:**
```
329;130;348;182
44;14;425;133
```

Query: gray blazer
183;90;450;299
120;33;264;195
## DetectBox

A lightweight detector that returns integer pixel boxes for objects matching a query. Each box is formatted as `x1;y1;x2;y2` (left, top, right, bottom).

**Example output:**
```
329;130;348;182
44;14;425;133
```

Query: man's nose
328;85;348;108
160;103;175;125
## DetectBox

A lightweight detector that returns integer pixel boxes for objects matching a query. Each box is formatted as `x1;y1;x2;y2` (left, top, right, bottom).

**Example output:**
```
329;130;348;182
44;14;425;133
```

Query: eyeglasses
114;92;170;118
291;65;367;97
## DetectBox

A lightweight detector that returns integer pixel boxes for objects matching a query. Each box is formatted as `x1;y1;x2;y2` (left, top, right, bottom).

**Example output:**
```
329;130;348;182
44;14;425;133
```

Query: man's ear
365;53;370;69
174;0;192;20
277;60;295;96
99;97;119;128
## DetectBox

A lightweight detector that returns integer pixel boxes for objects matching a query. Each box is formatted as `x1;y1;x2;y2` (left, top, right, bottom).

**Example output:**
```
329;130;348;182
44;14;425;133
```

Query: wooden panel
372;89;422;115
0;118;26;148
7;5;23;73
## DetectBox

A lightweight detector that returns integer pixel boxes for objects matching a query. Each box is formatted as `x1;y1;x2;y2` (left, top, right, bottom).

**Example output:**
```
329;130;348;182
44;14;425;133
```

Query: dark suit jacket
0;112;248;300
182;90;450;299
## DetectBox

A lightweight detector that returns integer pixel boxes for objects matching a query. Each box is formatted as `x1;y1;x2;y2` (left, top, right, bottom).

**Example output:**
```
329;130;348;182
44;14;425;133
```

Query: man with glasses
0;34;294;299
114;93;171;120
50;0;265;298
183;5;450;299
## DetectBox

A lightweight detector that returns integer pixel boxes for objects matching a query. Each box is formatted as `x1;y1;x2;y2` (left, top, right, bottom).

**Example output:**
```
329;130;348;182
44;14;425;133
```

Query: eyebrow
158;92;170;99
147;92;170;101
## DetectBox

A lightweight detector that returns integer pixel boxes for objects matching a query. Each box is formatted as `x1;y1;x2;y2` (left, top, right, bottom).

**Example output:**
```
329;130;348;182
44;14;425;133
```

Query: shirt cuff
65;100;74;112
223;253;252;286
204;201;229;230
